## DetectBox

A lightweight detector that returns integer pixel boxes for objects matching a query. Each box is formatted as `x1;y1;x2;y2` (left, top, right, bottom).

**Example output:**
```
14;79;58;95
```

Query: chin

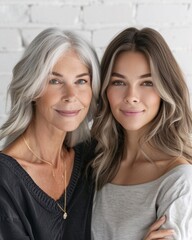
121;124;145;132
66;122;83;131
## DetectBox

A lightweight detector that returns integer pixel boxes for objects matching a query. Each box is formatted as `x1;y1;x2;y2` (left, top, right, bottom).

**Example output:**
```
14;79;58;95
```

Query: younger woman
91;27;192;239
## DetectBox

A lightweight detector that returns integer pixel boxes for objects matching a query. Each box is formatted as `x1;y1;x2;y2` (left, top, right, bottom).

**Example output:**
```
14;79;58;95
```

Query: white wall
1;0;192;126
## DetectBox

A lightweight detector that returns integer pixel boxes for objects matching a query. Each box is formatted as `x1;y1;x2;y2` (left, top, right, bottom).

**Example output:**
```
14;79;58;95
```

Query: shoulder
157;165;192;237
73;140;96;178
74;139;96;163
165;164;192;181
0;152;24;184
157;164;192;201
0;152;16;172
161;164;192;188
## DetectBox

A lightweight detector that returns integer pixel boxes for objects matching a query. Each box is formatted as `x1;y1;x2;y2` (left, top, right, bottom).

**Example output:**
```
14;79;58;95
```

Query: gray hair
0;27;100;148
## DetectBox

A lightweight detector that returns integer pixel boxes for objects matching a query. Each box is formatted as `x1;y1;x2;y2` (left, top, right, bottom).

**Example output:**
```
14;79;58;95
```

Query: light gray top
91;165;192;240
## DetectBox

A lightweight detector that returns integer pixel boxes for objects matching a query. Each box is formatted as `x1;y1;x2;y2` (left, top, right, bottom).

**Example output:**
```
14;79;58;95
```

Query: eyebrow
139;73;151;79
111;72;151;79
50;71;91;78
111;72;125;78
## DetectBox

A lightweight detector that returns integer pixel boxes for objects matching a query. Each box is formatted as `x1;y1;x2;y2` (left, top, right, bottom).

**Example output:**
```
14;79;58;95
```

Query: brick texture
0;0;192;124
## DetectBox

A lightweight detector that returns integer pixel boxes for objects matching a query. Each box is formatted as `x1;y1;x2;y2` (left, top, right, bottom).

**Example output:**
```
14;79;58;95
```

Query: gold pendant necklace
57;158;67;219
22;134;68;219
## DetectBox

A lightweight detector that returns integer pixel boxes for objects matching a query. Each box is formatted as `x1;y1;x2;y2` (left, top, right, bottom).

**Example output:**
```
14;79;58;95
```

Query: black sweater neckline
0;145;82;213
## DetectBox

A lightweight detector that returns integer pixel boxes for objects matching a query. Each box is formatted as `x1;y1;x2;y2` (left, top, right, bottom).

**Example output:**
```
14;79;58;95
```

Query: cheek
82;88;92;106
152;93;161;104
35;96;50;109
142;89;160;103
148;94;161;111
35;99;49;117
107;89;121;108
39;87;63;105
106;89;114;106
35;91;56;114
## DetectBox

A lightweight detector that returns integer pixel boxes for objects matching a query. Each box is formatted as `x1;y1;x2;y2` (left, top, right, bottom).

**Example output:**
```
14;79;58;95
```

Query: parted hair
91;27;192;190
0;27;100;148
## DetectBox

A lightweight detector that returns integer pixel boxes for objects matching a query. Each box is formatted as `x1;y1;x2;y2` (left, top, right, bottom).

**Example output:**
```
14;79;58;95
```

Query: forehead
52;49;89;73
115;51;148;65
112;51;151;75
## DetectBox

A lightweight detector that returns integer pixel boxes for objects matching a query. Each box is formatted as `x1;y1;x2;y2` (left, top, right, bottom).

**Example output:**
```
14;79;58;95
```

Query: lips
56;109;81;117
120;109;144;116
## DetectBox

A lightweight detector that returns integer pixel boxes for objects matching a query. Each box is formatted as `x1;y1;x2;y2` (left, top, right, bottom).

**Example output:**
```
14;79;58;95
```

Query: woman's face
107;51;161;133
35;49;92;133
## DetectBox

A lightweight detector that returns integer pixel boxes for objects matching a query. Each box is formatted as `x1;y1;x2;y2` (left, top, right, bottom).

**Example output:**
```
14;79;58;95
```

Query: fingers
148;216;166;232
145;216;166;237
144;229;174;240
144;216;174;240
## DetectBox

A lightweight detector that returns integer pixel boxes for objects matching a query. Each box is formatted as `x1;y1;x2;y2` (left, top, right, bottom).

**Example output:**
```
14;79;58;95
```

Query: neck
123;130;145;165
24;123;67;166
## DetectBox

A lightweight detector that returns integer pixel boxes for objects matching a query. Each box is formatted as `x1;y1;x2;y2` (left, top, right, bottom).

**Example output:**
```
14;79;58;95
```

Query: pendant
63;212;67;219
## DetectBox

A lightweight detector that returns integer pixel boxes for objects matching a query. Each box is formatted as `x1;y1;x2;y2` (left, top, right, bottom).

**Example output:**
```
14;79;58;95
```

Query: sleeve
156;170;192;240
0;216;30;240
0;185;31;240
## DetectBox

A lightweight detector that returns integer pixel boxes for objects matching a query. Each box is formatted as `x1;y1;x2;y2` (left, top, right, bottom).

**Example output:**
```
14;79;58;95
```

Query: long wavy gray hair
0;27;100;148
91;27;192;190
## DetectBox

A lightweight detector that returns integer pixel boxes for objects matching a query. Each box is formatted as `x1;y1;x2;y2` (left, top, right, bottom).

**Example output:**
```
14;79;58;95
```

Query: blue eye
76;79;87;85
49;79;62;85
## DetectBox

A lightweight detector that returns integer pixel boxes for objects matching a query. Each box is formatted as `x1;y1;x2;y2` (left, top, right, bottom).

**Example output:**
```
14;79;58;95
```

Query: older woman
0;27;100;239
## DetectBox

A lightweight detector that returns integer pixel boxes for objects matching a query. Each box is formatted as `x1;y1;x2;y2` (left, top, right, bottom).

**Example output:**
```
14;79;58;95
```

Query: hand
143;216;174;240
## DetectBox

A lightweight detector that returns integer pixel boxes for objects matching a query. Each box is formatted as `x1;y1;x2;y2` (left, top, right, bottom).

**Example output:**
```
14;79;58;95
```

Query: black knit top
0;142;94;240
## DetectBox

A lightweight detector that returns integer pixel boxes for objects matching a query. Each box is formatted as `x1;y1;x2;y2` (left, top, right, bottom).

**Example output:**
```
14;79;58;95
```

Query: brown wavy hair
91;27;192;190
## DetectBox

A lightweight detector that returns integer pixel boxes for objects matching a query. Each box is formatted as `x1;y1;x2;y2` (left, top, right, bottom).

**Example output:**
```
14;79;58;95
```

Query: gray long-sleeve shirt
92;165;192;240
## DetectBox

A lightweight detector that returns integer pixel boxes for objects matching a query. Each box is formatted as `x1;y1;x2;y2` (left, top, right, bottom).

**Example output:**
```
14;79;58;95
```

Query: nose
62;84;76;102
124;87;139;104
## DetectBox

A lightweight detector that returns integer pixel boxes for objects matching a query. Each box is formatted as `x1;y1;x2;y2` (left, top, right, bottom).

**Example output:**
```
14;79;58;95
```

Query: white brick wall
0;0;192;126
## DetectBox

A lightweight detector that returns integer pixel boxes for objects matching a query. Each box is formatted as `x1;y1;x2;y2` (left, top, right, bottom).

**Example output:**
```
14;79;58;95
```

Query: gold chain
22;134;68;219
23;134;54;166
57;158;67;219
